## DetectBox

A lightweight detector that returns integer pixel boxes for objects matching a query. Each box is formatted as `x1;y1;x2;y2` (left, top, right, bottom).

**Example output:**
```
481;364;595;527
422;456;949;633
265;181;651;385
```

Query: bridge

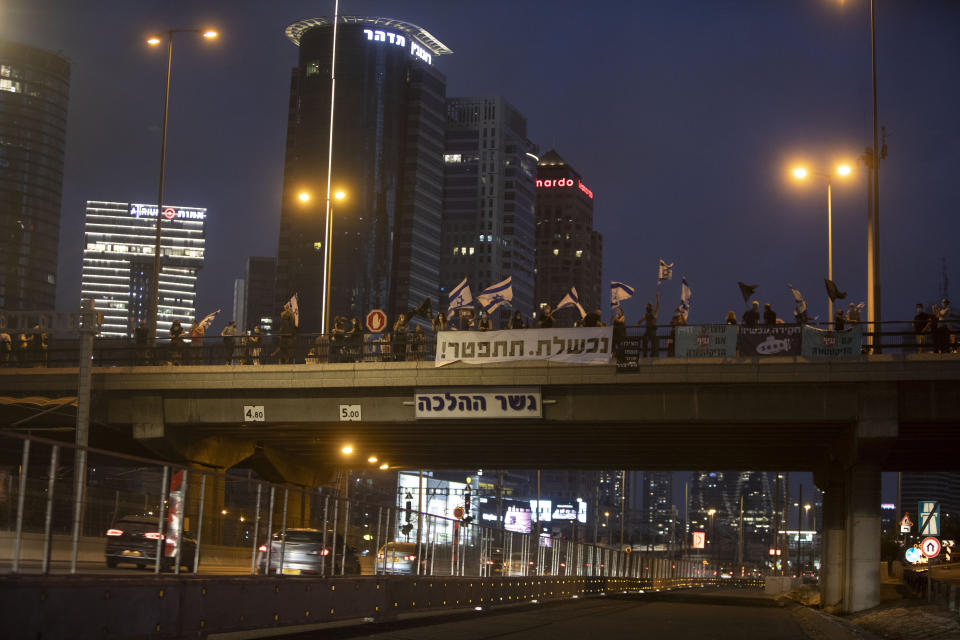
1;333;959;637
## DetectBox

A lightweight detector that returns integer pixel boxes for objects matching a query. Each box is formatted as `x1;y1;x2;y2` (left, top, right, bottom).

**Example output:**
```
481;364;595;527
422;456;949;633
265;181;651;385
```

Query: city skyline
1;1;957;327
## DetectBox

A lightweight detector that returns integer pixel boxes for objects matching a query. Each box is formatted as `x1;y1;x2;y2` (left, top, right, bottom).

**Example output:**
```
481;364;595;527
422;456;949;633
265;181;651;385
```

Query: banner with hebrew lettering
415;387;542;419
801;325;863;358
434;328;613;366
674;325;738;358
737;325;802;357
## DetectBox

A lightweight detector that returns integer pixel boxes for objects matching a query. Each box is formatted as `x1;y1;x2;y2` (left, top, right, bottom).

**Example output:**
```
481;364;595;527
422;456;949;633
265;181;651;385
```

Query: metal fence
0;320;955;369
0;429;709;582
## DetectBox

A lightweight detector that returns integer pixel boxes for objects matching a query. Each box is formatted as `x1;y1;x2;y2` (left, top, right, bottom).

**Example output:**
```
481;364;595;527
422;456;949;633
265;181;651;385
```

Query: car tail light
258;545;267;552
377;553;384;559
106;529;123;537
405;555;416;561
144;532;164;540
320;548;331;556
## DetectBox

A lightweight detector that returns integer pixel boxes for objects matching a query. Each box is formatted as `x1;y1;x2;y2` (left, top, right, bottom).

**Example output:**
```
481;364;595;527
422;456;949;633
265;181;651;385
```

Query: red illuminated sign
535;178;593;199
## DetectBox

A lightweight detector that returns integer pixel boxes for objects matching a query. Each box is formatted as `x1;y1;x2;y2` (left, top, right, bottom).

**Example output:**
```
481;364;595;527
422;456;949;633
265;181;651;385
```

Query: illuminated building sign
535;177;593;199
129;203;206;221
362;28;432;65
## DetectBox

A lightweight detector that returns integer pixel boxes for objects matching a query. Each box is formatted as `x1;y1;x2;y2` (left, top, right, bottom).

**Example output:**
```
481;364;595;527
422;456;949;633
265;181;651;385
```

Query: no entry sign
366;309;387;333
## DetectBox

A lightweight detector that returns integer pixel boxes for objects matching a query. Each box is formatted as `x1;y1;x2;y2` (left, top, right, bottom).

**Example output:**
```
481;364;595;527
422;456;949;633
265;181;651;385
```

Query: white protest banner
435;327;613;366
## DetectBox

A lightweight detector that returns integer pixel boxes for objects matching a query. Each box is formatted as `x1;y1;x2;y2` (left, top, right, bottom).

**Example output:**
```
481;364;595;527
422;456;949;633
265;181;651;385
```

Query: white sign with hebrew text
435;328;613;366
415;387;541;419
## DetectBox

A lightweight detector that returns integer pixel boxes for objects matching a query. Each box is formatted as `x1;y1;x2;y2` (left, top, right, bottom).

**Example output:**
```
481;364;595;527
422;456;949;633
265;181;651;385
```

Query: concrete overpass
2;354;960;615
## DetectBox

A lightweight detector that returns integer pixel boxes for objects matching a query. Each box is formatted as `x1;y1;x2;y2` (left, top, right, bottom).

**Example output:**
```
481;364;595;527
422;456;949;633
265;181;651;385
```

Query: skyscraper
688;471;775;563
243;256;276;332
0;41;70;311
534;150;602;323
275;17;451;332
645;471;674;545
901;472;960;522
440;96;537;321
80;201;205;337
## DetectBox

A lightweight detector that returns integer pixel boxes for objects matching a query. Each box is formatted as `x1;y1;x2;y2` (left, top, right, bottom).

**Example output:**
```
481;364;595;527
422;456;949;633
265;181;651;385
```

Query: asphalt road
290;592;810;640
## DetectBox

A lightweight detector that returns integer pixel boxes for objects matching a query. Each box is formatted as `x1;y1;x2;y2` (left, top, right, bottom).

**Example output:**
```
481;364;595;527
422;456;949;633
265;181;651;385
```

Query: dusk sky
3;0;959;328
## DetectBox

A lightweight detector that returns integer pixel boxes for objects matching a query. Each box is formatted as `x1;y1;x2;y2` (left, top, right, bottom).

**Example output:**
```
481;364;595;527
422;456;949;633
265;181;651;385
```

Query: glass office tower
276;17;451;331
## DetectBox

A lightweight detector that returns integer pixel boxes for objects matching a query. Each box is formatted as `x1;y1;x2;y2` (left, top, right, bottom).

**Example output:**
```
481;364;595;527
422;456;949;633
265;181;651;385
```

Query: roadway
283;591;818;640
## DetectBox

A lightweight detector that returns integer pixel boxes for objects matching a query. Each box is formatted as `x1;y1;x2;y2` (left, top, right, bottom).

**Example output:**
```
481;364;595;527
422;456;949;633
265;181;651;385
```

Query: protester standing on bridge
612;306;626;361
221;321;240;365
913;303;930;352
411;325;425;361
762;303;777;325
248;325;263;365
668;307;686;356
538;304;556;329
278;303;297;364
169;319;184;365
725;311;737;325
189;320;205;365
432;311;448;333
477;312;492;331
0;329;10;365
742;300;760;326
346;317;363;361
639;291;660;358
834;310;846;331
393;313;409;361
938;299;956;351
509;310;525;329
846;302;862;325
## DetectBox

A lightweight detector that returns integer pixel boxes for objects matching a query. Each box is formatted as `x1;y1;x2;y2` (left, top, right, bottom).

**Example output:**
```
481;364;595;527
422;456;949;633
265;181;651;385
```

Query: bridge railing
0;320;955;369
0;429;720;581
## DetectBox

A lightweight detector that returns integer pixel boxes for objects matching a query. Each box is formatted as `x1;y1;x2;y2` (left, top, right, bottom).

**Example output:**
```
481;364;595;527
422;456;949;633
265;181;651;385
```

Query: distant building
534;150;602;324
645;471;675;545
80;201;206;337
232;278;246;331
244;256;275;332
0;41;70;312
901;472;960;524
275;17;450;331
440;96;538;324
689;471;776;564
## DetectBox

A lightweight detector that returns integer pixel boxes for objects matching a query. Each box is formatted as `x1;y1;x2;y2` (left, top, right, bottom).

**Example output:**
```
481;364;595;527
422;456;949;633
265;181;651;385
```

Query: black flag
408;297;433;320
824;279;847;302
737;282;758;304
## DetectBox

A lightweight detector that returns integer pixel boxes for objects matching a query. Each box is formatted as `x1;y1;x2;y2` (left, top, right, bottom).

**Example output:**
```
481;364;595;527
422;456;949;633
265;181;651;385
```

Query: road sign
339;404;361;421
692;531;705;549
243;405;265;422
624;547;632;554
919;501;940;536
921;537;941;558
900;513;913;528
453;506;465;519
905;547;922;564
365;309;387;333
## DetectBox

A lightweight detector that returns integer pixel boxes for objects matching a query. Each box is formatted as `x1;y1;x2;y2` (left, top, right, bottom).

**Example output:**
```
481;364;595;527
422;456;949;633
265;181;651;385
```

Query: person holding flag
278;296;298;364
639;291;660;358
658;260;674;284
787;284;809;325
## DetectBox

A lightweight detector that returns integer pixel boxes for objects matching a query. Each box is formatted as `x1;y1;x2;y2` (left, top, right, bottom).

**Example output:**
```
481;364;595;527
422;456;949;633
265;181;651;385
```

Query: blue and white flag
447;277;473;313
286;293;300;328
610;281;635;309
477;276;513;313
557;286;586;319
197;308;221;331
787;284;806;315
658;259;674;284
679;277;692;321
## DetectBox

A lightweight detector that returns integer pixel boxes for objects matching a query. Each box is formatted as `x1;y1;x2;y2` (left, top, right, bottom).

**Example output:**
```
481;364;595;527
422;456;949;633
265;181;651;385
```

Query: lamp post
803;503;811;577
299;189;346;335
707;508;716;576
146;29;218;339
792;164;852;326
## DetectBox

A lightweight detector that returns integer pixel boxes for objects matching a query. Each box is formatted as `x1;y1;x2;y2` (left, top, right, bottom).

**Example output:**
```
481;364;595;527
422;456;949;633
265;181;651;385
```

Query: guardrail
0;320;955;369
0;429;712;582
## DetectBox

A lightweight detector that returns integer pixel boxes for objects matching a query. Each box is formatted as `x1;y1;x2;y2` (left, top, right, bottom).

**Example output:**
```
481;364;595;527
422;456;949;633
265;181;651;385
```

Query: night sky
4;1;958;501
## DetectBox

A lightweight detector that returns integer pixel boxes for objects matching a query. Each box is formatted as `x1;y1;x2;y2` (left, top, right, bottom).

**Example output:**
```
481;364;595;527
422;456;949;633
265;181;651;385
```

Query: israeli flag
447;277;473;313
477;276;513;314
787;284;807;315
198;308;221;331
610;281;635;309
557;286;586;318
286;293;300;328
658;259;674;283
680;277;692;321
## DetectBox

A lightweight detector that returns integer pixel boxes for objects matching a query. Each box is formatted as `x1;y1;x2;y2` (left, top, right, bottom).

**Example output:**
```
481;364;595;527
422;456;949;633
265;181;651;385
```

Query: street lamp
792;163;853;326
145;28;218;339
707;509;717;575
299;189;346;334
803;503;811;576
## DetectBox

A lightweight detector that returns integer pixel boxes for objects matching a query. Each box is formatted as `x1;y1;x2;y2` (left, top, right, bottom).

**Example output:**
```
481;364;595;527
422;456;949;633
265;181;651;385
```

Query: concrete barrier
764;576;801;595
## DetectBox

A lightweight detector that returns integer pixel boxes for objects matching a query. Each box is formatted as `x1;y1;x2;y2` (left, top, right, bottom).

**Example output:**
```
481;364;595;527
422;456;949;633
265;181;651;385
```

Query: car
258;528;361;575
104;515;196;571
376;541;429;575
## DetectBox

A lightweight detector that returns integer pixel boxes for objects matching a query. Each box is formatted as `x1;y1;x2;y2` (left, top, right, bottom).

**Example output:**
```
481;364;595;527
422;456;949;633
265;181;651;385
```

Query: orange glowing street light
791;163;854;325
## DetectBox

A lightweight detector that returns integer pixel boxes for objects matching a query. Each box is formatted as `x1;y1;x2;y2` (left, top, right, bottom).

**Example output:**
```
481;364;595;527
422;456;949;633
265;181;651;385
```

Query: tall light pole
321;0;341;335
867;0;882;352
792;164;852;326
146;28;218;339
707;508;716;575
299;188;346;335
